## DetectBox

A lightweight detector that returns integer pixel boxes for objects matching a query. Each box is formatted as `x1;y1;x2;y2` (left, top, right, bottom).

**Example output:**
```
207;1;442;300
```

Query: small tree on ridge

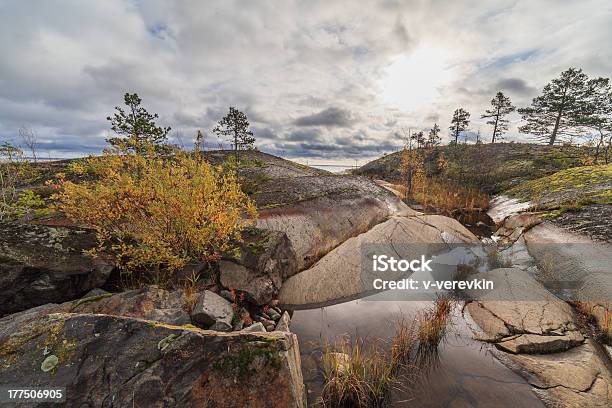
518;68;592;145
107;93;171;154
213;107;255;157
481;92;515;143
449;108;470;144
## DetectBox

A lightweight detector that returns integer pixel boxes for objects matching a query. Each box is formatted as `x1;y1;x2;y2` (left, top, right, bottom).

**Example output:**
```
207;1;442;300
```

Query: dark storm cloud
495;78;537;96
253;127;277;140
425;114;440;123
284;129;322;142
294;107;352;128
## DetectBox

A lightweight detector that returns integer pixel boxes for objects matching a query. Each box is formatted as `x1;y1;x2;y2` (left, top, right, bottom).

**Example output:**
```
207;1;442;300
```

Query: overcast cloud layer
1;0;611;163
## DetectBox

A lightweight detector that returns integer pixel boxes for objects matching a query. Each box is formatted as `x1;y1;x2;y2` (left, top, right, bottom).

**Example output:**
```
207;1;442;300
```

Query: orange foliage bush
54;147;257;285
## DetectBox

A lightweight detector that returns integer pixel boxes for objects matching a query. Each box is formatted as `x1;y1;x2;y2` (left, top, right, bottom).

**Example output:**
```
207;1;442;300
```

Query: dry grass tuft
319;338;398;408
390;315;419;368
181;271;201;313
571;301;611;343
319;302;453;407
416;297;453;365
394;178;489;215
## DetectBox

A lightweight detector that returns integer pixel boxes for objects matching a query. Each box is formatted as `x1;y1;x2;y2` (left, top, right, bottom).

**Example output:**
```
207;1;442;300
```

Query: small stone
264;323;276;332
260;312;272;320
254;315;275;326
209;321;232;332
274;311;291;332
190;290;234;330
242;322;266;332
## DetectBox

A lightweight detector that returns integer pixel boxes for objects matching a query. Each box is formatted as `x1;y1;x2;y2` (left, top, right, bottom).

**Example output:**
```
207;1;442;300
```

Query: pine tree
427;123;441;147
577;77;612;162
481;92;515;143
213;107;255;157
449;108;470;144
410;131;426;148
106;93;171;154
518;68;593;145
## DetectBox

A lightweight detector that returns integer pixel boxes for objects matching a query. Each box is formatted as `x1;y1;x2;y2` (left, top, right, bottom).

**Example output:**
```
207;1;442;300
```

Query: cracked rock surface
466;268;612;408
513;340;612;408
465;268;578;337
0;312;306;407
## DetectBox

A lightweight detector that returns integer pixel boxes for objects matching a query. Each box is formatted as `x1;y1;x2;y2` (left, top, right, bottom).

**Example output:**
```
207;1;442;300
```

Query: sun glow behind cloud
379;46;456;112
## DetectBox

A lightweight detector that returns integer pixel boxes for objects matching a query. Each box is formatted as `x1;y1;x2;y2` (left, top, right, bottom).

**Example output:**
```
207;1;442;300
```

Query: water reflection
290;295;545;407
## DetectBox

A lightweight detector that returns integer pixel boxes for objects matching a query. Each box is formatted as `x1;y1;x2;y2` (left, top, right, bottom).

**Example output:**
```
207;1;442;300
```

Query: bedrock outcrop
493;212;612;342
465;268;612;408
279;214;478;306
219;228;298;305
255;175;414;272
0;222;113;316
0;312;306;407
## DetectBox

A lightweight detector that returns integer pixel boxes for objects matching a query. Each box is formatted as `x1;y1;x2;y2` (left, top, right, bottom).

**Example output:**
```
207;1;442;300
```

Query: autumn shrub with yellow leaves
53;146;257;287
397;148;489;214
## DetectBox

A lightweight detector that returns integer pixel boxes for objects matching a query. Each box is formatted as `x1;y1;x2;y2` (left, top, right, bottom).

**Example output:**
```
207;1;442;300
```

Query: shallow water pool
290;295;545;407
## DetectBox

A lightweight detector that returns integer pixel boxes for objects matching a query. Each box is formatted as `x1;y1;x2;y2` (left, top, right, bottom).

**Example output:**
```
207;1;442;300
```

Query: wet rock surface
0;222;113;316
465;267;612;408
512;340;612;408
279;214;478;306
552;203;612;243
0;312;306;408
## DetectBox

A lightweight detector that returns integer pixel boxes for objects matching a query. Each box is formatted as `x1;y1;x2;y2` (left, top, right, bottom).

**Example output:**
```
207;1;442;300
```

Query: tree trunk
593;129;604;162
491;105;501;144
492;116;499;144
550;109;563;145
550;86;568;145
233;129;239;159
407;168;413;195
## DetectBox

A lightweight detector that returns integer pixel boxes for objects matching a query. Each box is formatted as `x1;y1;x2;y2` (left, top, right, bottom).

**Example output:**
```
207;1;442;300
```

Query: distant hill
356;143;611;242
355;143;592;194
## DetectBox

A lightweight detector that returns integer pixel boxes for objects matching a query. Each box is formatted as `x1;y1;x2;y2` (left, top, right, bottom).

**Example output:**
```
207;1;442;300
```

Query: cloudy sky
1;0;611;164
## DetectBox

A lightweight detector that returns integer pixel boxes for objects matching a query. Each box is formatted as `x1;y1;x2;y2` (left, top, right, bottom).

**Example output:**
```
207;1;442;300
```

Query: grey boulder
190;290;234;331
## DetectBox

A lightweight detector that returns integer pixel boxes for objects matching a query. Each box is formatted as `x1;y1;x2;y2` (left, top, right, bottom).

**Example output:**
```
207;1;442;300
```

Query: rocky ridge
461;202;612;408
